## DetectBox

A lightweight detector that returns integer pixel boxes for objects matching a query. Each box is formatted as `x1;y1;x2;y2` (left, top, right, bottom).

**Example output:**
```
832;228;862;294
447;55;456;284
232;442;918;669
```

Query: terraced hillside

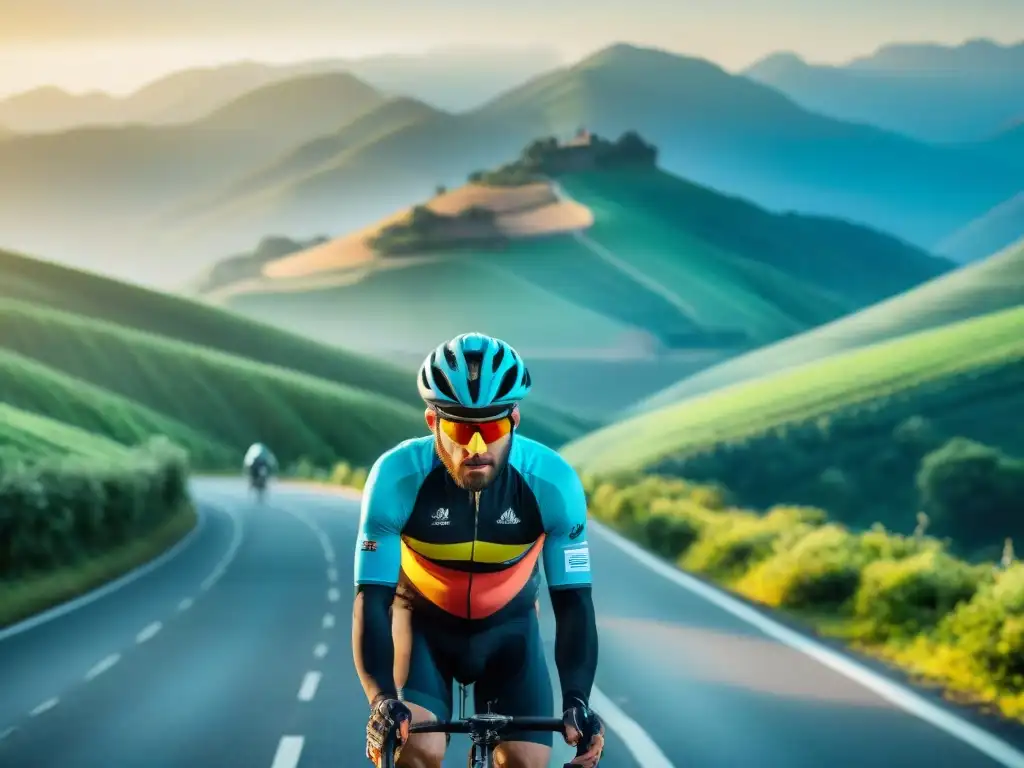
206;139;950;417
0;248;588;469
632;236;1024;415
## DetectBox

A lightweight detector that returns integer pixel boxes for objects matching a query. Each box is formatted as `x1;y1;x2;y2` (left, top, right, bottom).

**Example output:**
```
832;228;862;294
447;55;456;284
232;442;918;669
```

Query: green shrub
683;506;823;580
939;564;1024;688
854;549;982;639
636;497;712;559
0;437;189;579
738;524;866;610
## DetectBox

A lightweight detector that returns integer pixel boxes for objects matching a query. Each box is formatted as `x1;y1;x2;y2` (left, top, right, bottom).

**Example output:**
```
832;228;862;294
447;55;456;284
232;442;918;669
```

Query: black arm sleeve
353;584;398;702
549;586;599;712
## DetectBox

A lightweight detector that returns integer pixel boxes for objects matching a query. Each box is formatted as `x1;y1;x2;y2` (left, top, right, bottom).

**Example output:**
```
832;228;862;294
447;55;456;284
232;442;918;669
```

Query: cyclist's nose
466;432;486;454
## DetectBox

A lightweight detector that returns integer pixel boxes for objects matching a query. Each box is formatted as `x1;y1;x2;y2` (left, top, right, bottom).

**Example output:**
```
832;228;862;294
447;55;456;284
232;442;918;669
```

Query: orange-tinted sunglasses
439;416;513;446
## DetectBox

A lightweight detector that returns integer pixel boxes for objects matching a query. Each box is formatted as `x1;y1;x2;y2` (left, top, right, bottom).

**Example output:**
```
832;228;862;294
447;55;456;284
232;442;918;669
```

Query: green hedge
581;471;1024;721
0;436;190;579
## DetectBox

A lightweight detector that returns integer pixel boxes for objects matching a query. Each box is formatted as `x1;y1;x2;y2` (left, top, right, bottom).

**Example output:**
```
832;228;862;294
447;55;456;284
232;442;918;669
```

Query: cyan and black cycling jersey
353;433;598;713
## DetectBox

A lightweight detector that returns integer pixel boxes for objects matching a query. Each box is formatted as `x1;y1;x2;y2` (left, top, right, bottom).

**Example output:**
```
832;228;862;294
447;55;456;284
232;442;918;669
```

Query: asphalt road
2;479;1024;768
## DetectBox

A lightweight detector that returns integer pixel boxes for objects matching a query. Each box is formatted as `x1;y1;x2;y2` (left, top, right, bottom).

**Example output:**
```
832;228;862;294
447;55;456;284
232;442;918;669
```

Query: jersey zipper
467;491;480;620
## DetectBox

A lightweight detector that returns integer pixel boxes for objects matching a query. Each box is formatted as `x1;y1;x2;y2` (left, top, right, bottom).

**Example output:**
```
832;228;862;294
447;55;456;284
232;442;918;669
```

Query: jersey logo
361;540;378;552
569;523;585;540
432;508;450;526
497;508;520;525
563;546;590;573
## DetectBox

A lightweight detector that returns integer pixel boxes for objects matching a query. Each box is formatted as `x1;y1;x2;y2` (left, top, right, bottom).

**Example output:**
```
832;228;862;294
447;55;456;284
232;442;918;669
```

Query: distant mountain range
0;42;1020;287
744;38;1024;143
0;46;564;132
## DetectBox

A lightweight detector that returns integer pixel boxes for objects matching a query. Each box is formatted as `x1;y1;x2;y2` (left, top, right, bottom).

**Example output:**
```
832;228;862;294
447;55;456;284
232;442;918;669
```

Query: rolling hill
202;136;952;418
0;247;590;463
180;43;1022;265
744;39;1024;143
561;303;1024;529
631;236;1024;415
936;194;1024;263
0;72;388;286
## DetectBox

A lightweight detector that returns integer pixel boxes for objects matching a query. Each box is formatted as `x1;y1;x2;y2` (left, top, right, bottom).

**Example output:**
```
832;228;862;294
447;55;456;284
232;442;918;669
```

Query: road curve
0;478;1022;768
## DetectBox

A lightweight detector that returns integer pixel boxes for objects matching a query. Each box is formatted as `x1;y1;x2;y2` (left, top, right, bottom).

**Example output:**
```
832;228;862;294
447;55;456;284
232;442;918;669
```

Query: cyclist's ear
510;405;521;429
424;407;437;431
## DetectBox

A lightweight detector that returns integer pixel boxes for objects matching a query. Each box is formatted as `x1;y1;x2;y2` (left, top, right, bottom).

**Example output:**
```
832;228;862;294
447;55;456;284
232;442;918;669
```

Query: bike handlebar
409;715;566;734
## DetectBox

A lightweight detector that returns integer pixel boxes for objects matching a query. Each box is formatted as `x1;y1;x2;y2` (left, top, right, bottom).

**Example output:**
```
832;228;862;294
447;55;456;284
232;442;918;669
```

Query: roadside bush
853;549;982;639
683;506;824;580
737;524;865;610
636;497;714;559
939;564;1024;688
0;437;189;579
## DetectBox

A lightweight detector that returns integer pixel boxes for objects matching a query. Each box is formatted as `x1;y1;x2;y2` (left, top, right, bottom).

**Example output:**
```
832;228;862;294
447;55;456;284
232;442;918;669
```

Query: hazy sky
1;0;1021;96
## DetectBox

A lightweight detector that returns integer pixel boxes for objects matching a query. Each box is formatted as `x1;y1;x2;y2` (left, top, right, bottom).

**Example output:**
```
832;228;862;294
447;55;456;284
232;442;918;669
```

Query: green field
633;236;1024;415
562;304;1024;474
0;403;133;466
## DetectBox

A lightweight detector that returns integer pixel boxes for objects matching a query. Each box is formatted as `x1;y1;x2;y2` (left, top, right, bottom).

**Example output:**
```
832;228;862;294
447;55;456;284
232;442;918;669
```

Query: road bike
381;685;595;768
250;465;269;503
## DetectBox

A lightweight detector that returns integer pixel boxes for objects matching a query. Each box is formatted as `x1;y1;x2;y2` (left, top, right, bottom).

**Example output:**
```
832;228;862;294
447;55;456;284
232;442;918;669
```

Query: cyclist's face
426;407;520;491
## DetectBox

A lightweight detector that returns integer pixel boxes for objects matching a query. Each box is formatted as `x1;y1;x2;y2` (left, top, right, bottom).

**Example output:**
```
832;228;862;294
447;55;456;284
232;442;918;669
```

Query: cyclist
353;333;605;768
243;442;277;487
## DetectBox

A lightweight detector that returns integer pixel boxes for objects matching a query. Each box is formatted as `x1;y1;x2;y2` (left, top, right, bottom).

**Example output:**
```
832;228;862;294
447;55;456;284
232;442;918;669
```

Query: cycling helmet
418;333;531;420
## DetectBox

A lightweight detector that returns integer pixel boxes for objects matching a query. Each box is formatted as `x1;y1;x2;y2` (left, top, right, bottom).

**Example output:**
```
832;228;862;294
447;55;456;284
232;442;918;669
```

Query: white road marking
590;686;674;767
85;653;121;681
136;621;162;644
271;735;305;768
0;726;15;741
327;587;340;602
327;567;338;582
298;671;322;702
178;598;194;612
323;613;335;629
29;698;58;717
280;506;336;563
314;643;328;659
200;509;244;592
0;507;209;642
592;520;1024;768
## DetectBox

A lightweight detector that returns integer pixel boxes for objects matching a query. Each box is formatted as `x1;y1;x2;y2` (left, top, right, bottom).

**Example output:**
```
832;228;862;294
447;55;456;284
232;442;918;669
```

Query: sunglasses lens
439;417;512;445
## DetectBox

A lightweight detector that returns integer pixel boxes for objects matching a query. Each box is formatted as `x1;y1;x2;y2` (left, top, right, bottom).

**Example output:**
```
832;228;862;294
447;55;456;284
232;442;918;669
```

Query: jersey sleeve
535;455;593;590
353;449;412;588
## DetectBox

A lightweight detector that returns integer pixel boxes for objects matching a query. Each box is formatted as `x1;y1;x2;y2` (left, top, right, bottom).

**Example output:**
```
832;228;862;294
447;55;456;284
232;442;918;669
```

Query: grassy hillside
743;40;1024;142
209;136;950;417
632;237;1024;415
0;403;134;467
562;304;1024;531
936;195;1024;263
0;248;587;449
0;73;387;286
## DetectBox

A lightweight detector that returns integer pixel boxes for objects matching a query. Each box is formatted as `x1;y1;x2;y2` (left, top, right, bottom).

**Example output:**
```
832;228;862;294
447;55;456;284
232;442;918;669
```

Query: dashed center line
0;726;15;741
323;613;335;629
136;621;162;644
29;698;58;717
327;567;337;582
85;653;121;681
314;643;329;659
178;597;194;612
327;587;340;602
271;735;305;768
297;671;322;702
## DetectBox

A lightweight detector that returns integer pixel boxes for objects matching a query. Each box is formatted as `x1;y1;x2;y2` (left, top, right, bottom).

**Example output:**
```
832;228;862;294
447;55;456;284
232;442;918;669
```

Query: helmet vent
491;345;505;371
522;368;531;388
419;367;430;390
495;366;519;402
443;345;458;369
431;365;458;401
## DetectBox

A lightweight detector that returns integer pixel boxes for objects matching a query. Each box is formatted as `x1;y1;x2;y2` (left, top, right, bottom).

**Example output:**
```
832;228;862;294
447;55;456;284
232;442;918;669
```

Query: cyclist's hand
562;704;605;767
365;696;412;766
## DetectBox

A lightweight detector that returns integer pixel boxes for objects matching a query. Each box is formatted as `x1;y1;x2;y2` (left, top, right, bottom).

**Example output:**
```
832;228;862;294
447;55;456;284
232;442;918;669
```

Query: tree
435;184;447;197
